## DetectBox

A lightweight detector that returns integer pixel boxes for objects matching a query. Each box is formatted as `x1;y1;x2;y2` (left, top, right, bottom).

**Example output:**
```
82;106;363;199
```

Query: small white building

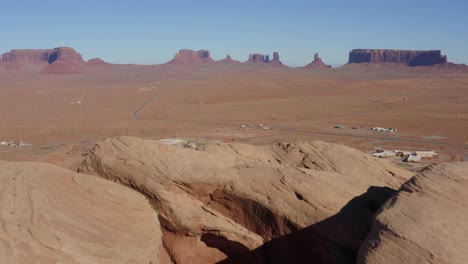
372;151;396;158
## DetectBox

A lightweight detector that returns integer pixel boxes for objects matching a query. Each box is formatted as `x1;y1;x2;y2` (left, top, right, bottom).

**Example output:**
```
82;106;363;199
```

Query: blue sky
1;0;467;66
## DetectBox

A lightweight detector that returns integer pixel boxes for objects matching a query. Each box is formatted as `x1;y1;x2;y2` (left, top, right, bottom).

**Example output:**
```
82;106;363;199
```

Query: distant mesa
246;52;284;66
167;49;215;64
1;47;85;65
87;58;110;65
348;49;448;66
1;47;85;74
303;53;332;69
247;53;269;64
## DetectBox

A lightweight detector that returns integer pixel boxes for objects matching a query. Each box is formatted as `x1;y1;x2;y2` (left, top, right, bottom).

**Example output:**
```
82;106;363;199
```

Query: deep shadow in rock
216;186;397;264
201;233;262;263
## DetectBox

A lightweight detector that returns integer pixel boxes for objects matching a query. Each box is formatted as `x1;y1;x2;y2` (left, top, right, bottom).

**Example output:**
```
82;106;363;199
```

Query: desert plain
0;57;467;169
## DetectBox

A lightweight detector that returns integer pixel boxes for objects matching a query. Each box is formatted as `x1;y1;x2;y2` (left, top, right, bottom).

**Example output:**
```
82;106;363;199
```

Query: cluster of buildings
372;149;438;163
333;125;397;133
372;127;397;133
0;140;33;148
240;124;272;130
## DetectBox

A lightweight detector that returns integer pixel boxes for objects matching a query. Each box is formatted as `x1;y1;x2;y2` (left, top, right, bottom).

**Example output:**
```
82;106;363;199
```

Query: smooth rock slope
358;162;468;264
0;160;163;264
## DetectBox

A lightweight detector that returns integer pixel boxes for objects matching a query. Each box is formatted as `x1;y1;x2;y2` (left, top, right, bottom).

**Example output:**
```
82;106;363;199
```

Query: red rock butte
246;53;269;64
1;47;84;65
246;52;283;66
348;49;448;66
167;49;215;64
303;53;332;69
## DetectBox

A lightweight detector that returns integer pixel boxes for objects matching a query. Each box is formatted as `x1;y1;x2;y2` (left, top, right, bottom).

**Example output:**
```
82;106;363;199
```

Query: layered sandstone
358;162;468;264
79;136;413;263
304;53;332;68
348;49;447;66
167;49;215;64
0;160;163;264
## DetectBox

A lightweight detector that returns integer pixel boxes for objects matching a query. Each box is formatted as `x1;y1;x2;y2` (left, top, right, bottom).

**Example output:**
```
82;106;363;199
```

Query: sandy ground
0;63;467;169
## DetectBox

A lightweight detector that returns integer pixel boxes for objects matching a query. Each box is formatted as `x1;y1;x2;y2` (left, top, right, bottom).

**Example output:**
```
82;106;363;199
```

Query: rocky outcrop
358;162;468;264
1;47;85;64
348;49;448;66
218;54;241;64
87;58;110;65
246;52;285;66
0;160;163;264
269;52;283;66
246;53;269;64
79;136;413;263
1;49;52;64
304;53;332;69
167;49;215;64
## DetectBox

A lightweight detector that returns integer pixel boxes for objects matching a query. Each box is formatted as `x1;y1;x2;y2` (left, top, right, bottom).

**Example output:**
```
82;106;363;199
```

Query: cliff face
49;47;84;63
1;49;52;63
349;49;447;66
1;47;84;64
168;49;215;64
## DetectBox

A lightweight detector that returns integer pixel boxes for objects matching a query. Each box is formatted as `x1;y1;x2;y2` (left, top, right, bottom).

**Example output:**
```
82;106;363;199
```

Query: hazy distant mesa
0;47;462;72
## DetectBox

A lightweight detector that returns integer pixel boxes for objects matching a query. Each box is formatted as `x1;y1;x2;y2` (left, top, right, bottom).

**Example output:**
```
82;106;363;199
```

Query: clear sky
1;0;467;66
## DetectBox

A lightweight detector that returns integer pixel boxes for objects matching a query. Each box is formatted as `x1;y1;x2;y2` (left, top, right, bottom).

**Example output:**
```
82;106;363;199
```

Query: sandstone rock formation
0;160;163;264
87;58;110;65
167;49;215;64
304;53;332;69
269;52;283;66
48;47;84;64
218;54;241;64
358;162;468;264
1;47;85;65
348;49;447;66
246;52;285;66
79;136;413;263
246;53;269;64
1;49;52;64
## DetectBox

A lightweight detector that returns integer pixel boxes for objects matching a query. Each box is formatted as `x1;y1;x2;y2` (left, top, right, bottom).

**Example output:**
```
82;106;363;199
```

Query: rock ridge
167;49;215;64
349;49;447;66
